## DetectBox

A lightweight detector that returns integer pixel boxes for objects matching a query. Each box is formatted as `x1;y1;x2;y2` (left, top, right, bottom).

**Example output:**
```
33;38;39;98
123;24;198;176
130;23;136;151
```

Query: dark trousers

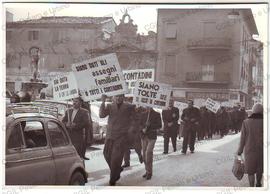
103;137;127;183
123;147;142;165
164;134;177;153
69;131;84;158
197;129;205;141
182;129;196;153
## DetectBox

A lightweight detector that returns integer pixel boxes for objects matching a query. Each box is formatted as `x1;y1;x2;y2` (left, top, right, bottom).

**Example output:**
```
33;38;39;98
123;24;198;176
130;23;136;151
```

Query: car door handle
6;155;53;163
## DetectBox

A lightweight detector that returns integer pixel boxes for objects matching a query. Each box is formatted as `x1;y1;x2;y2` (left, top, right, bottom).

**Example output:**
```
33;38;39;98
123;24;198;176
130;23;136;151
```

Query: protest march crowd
7;53;264;187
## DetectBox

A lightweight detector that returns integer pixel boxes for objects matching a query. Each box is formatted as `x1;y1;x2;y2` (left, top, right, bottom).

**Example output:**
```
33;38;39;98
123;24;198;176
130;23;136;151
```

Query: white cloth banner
123;68;155;96
133;80;172;109
72;53;128;101
53;72;79;101
205;98;220;113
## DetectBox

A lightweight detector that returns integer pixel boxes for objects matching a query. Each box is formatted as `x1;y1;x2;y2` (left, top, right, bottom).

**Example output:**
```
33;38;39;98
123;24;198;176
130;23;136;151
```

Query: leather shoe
163;152;168;154
181;151;186;154
142;173;147;178
146;174;152;180
109;181;115;186
83;156;90;160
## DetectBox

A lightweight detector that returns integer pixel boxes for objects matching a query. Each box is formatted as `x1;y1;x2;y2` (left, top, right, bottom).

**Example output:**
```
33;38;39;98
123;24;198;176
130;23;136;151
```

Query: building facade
156;9;260;108
6;12;157;95
84;12;157;71
6;16;116;92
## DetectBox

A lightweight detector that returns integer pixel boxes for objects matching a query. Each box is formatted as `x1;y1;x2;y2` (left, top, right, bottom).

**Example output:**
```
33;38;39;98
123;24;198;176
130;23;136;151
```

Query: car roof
35;99;73;105
7;112;57;120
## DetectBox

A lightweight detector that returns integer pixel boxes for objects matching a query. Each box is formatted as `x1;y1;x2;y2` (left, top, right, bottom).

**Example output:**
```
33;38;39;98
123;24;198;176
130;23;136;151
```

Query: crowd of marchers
9;91;263;187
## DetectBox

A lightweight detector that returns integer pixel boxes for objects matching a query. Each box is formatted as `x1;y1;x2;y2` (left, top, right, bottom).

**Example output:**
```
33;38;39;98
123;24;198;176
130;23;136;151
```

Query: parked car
6;90;13;105
6;104;88;185
35;100;107;143
90;103;107;142
153;108;164;135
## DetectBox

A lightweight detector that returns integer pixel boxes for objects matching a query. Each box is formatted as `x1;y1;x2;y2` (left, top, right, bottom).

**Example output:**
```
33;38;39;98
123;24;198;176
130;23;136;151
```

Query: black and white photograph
1;0;269;193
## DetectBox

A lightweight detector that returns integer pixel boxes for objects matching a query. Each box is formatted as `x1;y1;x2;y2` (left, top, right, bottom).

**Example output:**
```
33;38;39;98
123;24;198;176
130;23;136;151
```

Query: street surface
85;133;250;187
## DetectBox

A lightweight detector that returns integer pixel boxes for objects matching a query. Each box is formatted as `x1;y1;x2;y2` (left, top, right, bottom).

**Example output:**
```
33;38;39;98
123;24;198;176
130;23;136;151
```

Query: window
80;30;89;42
165;23;177;39
28;31;39;41
21;121;47;148
202;64;214;81
165;54;176;74
6;31;12;41
47;121;69;147
7;123;24;150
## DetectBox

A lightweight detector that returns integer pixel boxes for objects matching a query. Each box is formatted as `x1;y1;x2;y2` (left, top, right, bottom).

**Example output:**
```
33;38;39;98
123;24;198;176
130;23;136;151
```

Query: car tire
69;172;85;185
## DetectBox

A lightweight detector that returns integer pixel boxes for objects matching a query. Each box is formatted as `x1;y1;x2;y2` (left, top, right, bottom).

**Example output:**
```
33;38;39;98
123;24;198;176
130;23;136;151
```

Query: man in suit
141;107;162;180
162;99;179;154
81;100;93;160
62;97;90;159
181;100;200;154
99;94;135;186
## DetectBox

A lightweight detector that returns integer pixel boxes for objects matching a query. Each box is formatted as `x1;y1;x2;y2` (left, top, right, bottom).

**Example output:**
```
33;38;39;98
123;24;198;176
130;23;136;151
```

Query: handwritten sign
205;98;220;113
123;69;155;96
174;101;188;113
53;72;79;101
72;53;128;101
133;80;172;109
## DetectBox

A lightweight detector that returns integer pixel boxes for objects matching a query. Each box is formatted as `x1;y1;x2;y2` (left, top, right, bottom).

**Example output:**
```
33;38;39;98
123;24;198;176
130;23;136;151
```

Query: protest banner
205;98;220;113
71;53;128;101
123;69;155;96
133;80;172;109
174;101;188;113
53;72;79;101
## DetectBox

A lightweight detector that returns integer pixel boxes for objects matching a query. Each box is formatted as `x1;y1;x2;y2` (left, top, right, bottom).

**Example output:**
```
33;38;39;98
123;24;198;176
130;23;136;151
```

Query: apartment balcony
187;37;232;50
186;72;230;84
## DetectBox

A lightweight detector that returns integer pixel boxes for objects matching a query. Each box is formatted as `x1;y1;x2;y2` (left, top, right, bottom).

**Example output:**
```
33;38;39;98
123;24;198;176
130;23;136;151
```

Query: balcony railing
186;72;230;84
187;37;232;50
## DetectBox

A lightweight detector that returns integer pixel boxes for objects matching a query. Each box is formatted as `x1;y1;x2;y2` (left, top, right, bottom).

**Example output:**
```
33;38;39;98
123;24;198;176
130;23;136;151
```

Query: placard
123;69;155;96
174;101;188;113
205;98;220;113
133;80;172;109
53;72;79;101
72;53;128;101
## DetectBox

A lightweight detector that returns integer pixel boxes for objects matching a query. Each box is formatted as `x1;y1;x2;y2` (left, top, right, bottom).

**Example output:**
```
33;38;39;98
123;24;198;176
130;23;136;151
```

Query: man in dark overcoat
181;100;200;154
216;106;229;138
162;99;179;153
198;106;209;140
